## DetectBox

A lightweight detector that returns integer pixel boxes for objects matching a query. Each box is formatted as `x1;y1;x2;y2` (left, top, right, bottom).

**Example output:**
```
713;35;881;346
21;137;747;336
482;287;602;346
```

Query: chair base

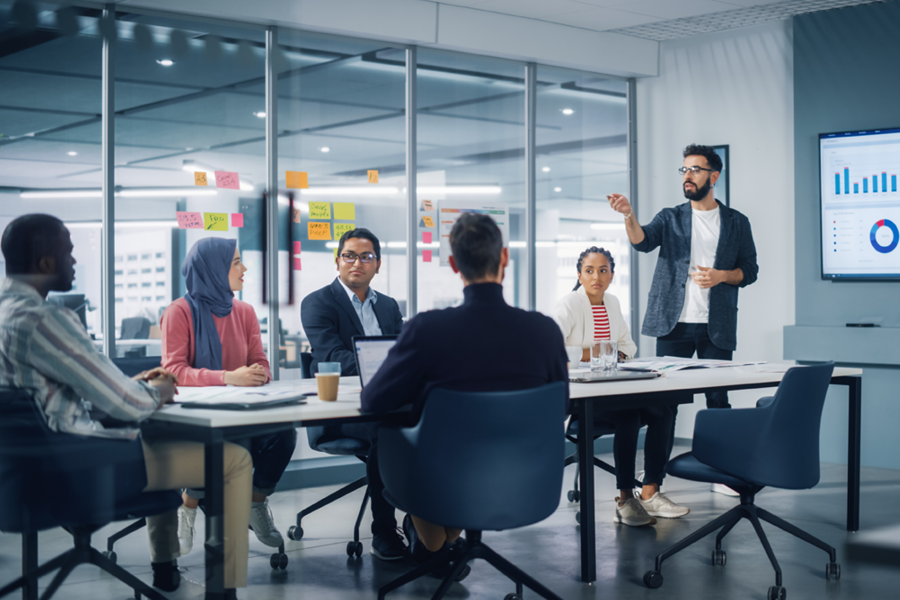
288;474;370;558
378;530;564;600
0;527;169;600
645;491;839;595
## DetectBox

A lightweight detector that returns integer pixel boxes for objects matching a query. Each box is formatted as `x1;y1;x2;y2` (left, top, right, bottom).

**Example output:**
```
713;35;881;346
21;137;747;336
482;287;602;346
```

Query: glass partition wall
1;2;633;369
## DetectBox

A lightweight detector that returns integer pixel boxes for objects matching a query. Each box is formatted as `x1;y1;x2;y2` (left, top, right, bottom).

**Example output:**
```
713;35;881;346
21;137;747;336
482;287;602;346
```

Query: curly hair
573;246;615;291
683;144;722;172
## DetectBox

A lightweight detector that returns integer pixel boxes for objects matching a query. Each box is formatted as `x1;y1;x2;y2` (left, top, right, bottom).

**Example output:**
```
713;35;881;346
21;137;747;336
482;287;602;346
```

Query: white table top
150;364;862;430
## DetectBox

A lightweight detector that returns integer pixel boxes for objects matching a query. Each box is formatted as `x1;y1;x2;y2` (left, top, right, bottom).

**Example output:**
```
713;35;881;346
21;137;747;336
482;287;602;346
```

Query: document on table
618;356;766;373
175;380;318;405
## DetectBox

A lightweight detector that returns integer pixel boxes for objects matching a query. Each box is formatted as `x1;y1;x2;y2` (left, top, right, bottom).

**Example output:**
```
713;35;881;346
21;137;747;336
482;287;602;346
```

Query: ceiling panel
0;70;99;112
0;107;89;138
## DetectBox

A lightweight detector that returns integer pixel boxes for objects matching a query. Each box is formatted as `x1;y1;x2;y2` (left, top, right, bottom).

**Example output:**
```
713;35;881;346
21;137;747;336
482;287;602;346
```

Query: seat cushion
566;419;617;438
665;452;756;490
314;438;370;456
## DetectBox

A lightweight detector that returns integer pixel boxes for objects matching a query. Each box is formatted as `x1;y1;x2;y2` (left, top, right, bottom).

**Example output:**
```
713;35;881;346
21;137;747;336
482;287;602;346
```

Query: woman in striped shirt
553;247;689;527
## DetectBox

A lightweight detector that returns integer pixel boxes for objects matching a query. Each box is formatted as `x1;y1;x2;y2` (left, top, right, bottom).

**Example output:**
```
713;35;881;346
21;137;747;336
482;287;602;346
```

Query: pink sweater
161;297;272;387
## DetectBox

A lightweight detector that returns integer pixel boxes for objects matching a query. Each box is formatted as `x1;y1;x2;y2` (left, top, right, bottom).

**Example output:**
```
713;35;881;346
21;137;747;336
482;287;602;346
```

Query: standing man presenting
608;144;757;459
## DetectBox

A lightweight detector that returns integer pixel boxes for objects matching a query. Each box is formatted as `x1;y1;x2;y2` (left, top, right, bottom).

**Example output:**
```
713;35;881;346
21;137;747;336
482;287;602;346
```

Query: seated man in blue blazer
301;227;406;561
361;213;569;577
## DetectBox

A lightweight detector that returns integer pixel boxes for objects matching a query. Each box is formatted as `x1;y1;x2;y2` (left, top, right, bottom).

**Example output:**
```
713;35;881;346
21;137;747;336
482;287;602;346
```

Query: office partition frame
406;47;418;319
525;63;537;310
627;78;640;350
265;27;280;379
101;4;115;359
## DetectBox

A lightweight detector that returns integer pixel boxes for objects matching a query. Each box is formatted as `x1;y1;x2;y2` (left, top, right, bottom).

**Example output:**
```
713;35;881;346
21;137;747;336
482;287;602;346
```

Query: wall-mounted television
820;127;900;280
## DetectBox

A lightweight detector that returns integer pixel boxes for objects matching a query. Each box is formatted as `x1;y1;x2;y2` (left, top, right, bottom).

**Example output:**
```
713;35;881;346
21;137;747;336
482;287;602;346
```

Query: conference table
145;364;862;596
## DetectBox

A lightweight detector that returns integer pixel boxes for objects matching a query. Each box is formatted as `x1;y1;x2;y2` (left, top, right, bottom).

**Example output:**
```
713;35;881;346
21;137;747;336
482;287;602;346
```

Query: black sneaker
404;515;471;582
151;560;180;592
371;528;407;561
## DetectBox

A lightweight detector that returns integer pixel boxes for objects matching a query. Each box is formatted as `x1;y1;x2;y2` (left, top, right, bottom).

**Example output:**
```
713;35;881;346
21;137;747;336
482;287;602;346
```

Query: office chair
377;382;568;600
564;418;644;523
0;387;181;600
286;352;371;557
120;317;151;340
643;363;840;600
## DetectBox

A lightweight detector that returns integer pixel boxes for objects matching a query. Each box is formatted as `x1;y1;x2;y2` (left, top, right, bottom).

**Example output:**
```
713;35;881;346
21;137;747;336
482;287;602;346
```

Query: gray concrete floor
3;447;900;600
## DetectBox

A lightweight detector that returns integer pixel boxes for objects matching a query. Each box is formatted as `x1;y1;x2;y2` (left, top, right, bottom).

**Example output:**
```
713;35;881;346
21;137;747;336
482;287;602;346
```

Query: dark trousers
595;406;673;490
656;322;733;461
335;422;396;536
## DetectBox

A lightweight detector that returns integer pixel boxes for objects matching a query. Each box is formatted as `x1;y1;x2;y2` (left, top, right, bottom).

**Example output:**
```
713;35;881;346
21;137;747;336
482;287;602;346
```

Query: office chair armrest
756;396;775;408
692;404;774;481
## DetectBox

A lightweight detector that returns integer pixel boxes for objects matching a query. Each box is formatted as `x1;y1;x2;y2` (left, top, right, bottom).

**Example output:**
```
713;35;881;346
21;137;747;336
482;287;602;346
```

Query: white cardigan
552;287;637;365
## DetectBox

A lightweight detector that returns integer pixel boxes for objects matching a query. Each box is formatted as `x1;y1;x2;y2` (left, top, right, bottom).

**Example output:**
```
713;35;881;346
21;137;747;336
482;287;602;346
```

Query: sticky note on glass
286;171;308;189
333;223;355;240
308;202;331;220
231;213;243;228
421;199;433;211
308;222;331;240
214;171;240;190
334;202;355;220
334;248;338;259
292;208;302;224
368;170;378;183
204;213;228;231
421;216;435;228
423;231;432;244
194;172;208;186
176;211;203;229
292;241;302;271
423;250;432;262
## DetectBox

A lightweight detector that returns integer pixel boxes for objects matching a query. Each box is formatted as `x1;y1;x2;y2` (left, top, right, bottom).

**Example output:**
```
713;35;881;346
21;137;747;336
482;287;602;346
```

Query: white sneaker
614;497;656;527
639;492;690;518
711;483;740;497
177;505;197;556
249;499;284;548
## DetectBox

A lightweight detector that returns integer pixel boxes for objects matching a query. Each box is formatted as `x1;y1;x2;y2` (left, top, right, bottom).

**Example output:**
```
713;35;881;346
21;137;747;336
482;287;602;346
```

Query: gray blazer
633;200;758;352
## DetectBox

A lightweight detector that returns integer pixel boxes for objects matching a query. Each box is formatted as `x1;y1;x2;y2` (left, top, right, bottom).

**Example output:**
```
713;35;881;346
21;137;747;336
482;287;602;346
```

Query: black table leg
205;438;226;600
578;400;596;583
22;532;37;600
847;376;861;532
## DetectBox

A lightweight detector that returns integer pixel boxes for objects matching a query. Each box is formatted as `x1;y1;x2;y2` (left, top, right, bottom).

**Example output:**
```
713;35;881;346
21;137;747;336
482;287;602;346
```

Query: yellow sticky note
194;171;208;186
333;222;355;240
334;248;338;260
368;170;379;183
203;212;228;231
334;202;355;220
286;171;308;189
308;202;331;220
292;208;302;224
421;216;435;228
421;199;433;211
308;222;332;241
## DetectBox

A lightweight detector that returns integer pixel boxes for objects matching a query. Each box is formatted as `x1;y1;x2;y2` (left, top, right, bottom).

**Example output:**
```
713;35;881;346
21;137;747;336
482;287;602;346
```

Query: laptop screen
353;336;398;388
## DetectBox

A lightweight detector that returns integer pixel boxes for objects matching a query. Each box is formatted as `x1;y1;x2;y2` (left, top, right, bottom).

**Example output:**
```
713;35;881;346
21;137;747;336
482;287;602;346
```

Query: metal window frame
406;47;418;319
627;77;640;351
101;3;115;358
265;26;280;379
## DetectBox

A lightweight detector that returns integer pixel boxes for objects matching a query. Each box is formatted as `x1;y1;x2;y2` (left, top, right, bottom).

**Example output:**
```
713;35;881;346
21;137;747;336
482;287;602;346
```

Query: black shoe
224;589;238;600
371;528;407;561
151;560;180;592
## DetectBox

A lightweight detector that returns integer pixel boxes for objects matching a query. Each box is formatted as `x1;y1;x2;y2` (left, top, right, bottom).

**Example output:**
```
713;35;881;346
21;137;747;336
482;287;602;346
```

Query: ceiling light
301;187;401;196
417;186;502;195
509;241;527;248
65;221;179;229
554;187;562;192
118;189;218;198
253;111;266;118
590;223;625;231
156;59;175;66
561;108;574;115
320;147;330;153
67;151;78;156
542;166;551;173
22;190;101;199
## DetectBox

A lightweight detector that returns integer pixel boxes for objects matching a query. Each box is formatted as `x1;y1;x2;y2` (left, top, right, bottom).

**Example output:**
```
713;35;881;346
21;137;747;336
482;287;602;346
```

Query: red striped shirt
591;305;610;341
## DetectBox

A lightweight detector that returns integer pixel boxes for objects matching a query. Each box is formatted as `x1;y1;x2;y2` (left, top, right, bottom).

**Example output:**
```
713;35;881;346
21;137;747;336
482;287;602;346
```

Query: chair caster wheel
287;525;303;541
504;594;523;600
711;549;726;566
102;550;117;564
575;511;580;524
270;553;288;570
346;541;363;557
767;585;786;600
643;571;663;589
826;562;841;580
567;490;579;503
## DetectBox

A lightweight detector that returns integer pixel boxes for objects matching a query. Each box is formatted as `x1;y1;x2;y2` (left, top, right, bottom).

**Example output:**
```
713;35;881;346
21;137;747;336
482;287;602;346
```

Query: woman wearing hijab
161;237;297;556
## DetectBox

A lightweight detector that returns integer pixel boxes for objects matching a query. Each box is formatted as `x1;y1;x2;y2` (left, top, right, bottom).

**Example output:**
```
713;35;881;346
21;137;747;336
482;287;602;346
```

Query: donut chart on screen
870;219;899;253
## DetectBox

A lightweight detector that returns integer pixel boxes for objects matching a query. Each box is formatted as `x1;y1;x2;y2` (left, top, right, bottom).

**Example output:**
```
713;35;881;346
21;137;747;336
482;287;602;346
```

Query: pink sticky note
423;250;432;263
292;241;302;270
176;211;203;229
214;170;240;190
293;257;302;271
423;231;432;244
231;213;244;227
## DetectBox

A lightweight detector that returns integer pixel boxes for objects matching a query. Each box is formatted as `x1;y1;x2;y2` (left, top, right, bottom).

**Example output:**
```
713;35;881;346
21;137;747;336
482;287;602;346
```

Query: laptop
569;371;661;383
352;335;398;388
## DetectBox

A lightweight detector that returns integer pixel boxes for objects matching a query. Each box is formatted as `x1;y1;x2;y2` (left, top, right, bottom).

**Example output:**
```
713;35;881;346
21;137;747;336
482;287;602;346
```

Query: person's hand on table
581;348;591;363
691;265;725;289
224;363;267;387
147;372;178;406
618;351;627;362
132;367;177;384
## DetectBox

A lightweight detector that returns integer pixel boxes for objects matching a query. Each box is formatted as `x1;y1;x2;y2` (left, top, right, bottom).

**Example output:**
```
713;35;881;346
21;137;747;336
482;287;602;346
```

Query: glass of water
591;340;618;374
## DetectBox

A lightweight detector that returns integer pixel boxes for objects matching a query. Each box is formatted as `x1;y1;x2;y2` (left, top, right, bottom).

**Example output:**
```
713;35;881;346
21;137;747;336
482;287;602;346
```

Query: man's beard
683;178;711;201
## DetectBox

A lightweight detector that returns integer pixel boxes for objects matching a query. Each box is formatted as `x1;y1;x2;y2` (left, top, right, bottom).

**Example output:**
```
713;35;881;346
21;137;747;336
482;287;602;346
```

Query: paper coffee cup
315;373;340;401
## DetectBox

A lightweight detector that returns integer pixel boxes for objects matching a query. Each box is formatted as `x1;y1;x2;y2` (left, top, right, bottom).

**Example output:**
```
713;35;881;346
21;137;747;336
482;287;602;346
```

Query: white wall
635;20;795;438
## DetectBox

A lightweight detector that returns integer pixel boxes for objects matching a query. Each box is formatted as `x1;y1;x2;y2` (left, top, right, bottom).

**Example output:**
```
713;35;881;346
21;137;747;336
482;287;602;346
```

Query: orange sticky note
308;222;331;241
194;172;208;186
367;170;379;183
423;250;432;262
231;213;243;227
421;199;433;211
292;208;302;224
286;171;308;189
421;216;435;228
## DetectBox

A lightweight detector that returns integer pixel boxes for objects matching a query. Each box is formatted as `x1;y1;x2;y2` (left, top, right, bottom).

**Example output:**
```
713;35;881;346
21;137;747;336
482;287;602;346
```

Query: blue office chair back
112;356;162;377
379;382;567;532
693;362;835;490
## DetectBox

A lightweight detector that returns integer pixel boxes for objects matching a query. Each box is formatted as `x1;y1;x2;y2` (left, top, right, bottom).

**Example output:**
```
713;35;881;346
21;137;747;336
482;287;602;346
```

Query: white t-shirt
679;206;720;323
